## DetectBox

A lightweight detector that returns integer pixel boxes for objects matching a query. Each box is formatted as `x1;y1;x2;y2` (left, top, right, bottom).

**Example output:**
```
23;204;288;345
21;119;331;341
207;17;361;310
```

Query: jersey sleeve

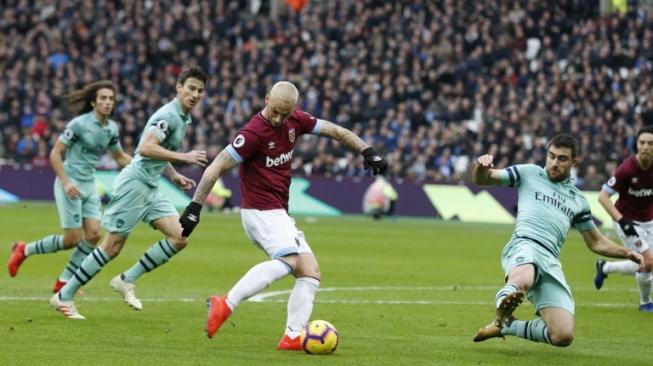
602;164;629;195
295;110;321;135
572;196;596;232
226;129;261;163
108;124;122;152
59;119;79;146
145;113;173;142
498;164;533;187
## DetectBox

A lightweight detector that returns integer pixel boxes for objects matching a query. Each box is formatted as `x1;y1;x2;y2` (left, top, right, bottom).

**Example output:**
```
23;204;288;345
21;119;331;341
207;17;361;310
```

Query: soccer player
593;126;653;312
178;81;387;350
472;134;644;346
7;81;131;292
50;65;209;319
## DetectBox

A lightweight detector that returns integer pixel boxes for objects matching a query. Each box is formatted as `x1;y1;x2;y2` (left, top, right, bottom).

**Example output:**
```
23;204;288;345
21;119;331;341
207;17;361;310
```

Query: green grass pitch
0;202;649;365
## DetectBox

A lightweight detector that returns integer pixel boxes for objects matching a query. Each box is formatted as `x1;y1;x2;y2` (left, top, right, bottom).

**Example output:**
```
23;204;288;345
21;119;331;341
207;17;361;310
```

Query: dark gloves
362;147;387;175
618;218;639;237
180;201;202;237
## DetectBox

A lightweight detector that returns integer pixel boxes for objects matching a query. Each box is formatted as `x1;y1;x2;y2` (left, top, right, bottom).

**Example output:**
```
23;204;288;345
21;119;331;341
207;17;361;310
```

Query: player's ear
176;82;183;94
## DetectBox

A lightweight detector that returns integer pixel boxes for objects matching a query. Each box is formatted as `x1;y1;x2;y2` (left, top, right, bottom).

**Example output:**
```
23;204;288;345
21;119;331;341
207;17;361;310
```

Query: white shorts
613;219;653;253
240;208;312;259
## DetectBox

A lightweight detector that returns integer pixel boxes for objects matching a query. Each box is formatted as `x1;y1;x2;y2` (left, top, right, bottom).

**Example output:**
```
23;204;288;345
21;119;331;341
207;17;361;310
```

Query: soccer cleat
594;259;607;290
494;291;524;327
8;241;27;277
473;319;509;342
639;302;653;312
474;291;523;342
110;275;143;310
50;293;85;319
277;334;302;351
206;295;232;339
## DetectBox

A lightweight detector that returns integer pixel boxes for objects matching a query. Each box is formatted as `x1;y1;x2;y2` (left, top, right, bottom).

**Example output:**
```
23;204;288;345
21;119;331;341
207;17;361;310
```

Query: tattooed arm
191;148;240;205
317;120;369;153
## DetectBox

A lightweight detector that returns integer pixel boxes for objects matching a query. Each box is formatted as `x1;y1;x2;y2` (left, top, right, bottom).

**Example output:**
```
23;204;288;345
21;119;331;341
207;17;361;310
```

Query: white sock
636;272;652;304
285;277;320;338
603;260;638;275
226;260;291;309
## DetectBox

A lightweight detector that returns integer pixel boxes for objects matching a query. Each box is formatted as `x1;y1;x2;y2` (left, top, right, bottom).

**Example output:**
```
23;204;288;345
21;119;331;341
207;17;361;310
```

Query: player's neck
176;98;191;116
94;110;108;125
636;155;652;170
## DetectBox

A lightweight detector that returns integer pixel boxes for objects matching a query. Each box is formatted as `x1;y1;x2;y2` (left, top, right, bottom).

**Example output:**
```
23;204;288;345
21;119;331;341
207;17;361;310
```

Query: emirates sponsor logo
266;149;294;167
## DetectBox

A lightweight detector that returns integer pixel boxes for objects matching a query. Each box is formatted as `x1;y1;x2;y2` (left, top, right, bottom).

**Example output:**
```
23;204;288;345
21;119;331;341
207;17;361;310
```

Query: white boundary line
0;286;638;308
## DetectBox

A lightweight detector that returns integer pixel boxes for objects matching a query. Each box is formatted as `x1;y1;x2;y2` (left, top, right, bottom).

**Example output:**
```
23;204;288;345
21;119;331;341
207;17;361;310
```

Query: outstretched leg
502;307;573;347
278;253;321;350
206;258;292;338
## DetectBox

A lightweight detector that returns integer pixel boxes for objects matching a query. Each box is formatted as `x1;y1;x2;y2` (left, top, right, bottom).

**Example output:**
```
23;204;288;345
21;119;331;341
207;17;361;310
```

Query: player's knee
295;266;321;280
101;240;124;258
643;257;653;271
549;331;573;347
102;245;121;257
168;236;187;251
63;233;83;249
85;231;101;245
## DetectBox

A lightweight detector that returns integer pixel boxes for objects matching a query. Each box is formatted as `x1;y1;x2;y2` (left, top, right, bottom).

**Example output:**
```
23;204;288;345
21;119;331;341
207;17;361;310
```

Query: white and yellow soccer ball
300;320;339;355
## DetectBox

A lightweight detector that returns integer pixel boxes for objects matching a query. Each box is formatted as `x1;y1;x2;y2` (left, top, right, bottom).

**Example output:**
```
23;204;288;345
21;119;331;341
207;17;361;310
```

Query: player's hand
476;154;494;168
63;181;81;198
172;174;196;190
183;150;208;167
362;147;387;175
179;201;202;237
618;218;639;237
627;250;645;272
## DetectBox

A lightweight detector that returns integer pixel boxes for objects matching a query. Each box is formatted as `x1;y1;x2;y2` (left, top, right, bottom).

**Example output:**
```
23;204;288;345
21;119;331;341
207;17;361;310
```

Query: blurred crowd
1;0;652;189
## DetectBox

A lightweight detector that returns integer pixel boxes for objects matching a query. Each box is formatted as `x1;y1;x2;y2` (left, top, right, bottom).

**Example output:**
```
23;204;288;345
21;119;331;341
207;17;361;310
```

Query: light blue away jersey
60;111;122;181
122;98;191;186
500;164;595;258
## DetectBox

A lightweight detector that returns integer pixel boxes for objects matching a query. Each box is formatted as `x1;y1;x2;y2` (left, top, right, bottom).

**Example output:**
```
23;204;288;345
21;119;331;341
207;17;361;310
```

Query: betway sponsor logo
266;149;294;167
628;187;653;197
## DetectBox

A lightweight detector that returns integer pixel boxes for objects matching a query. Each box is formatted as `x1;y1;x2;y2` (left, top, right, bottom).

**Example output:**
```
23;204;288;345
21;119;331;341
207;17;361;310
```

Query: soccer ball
300;320;339;355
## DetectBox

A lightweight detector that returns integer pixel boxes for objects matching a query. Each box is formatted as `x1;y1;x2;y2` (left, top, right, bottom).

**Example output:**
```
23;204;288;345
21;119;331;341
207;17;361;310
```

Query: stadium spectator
0;1;652;185
362;175;398;220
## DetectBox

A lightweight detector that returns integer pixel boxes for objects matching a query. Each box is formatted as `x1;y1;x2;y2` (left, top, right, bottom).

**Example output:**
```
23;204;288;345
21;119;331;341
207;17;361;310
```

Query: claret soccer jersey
226;110;322;211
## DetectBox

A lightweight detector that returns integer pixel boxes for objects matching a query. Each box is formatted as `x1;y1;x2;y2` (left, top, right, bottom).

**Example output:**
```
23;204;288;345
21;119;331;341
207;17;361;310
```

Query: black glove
362;147;387;175
618;218;639;237
180;201;202;237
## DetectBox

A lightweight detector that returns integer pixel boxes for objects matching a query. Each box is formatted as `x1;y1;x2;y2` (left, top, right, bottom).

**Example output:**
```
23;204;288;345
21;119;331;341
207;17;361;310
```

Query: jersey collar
89;111;110;127
173;98;192;124
547;173;573;185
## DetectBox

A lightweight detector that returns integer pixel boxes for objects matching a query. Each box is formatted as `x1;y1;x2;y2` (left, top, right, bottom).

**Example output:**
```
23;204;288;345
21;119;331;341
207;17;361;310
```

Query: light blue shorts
501;238;575;315
101;173;178;236
54;177;101;229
